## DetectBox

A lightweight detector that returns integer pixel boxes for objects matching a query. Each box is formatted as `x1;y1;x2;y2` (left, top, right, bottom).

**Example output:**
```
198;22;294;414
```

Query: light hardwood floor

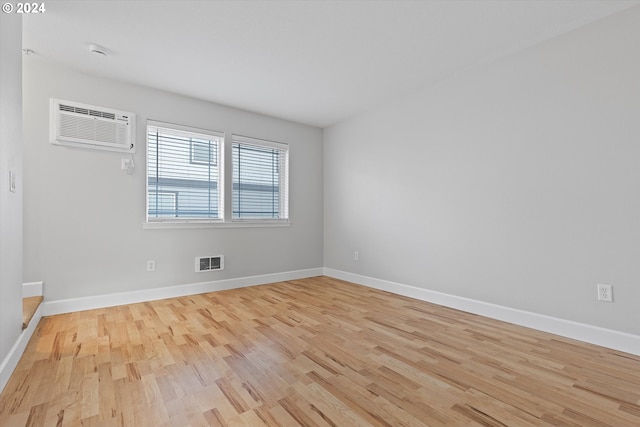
1;276;639;426
22;296;43;331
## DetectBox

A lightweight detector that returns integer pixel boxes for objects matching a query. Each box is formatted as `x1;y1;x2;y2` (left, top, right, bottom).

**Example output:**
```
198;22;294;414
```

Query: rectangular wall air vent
196;255;224;272
50;98;136;153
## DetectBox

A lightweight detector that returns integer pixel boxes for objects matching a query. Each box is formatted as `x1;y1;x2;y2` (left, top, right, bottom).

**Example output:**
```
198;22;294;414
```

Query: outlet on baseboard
147;260;156;272
597;284;613;302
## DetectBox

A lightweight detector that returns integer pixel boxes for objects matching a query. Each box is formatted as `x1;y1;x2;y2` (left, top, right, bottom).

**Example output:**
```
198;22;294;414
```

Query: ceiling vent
196;255;224;272
50;98;135;153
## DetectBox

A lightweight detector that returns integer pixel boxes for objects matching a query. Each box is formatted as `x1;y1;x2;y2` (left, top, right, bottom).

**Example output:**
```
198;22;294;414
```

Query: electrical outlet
147;260;156;272
353;251;359;261
597;284;612;302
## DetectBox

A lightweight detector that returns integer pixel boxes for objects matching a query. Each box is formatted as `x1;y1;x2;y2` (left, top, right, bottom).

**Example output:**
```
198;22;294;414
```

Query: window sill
143;220;291;230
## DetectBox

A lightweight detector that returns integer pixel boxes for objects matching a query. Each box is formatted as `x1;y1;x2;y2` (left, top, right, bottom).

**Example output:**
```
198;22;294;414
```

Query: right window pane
232;135;289;220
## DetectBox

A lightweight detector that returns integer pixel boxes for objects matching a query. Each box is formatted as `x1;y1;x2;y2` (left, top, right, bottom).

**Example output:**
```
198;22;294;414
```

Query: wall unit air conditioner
50;98;136;153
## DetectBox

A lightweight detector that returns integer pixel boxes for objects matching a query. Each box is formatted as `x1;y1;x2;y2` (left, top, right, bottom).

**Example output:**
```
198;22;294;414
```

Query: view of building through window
147;123;288;223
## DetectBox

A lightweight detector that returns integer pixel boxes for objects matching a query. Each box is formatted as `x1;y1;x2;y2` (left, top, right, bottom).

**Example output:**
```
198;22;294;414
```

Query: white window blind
232;135;289;220
147;122;223;221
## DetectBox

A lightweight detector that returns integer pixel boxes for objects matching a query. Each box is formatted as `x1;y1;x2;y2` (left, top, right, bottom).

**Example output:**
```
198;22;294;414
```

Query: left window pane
147;122;223;221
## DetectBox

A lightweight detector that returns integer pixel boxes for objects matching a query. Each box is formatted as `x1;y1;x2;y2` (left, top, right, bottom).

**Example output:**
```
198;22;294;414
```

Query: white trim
0;303;42;394
143;220;290;230
231;134;288;150
147;120;224;140
42;268;323;316
323;268;640;356
22;281;43;298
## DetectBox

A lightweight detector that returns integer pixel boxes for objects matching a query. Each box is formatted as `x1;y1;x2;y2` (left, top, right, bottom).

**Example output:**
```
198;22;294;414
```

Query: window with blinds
232;135;289;220
147;122;223;221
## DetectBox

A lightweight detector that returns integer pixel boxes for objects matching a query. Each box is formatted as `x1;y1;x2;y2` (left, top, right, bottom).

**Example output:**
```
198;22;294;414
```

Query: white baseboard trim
0;302;43;394
22;281;43;298
324;268;640;356
43;268;324;316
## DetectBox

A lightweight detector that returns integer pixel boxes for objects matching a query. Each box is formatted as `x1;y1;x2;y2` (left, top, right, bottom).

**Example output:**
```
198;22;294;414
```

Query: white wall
0;13;24;374
23;59;323;301
324;7;640;335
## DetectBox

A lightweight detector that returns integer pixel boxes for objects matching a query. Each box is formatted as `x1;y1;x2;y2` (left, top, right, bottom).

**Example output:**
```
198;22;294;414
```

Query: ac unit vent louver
196;255;224;272
50;98;135;153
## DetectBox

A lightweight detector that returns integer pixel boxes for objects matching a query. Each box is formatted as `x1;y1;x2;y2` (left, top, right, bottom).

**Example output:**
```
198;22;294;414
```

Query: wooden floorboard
1;276;639;426
22;296;43;330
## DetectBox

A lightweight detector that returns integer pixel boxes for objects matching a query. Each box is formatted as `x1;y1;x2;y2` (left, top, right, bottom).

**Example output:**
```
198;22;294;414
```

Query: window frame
146;121;224;224
231;134;289;223
144;121;290;229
